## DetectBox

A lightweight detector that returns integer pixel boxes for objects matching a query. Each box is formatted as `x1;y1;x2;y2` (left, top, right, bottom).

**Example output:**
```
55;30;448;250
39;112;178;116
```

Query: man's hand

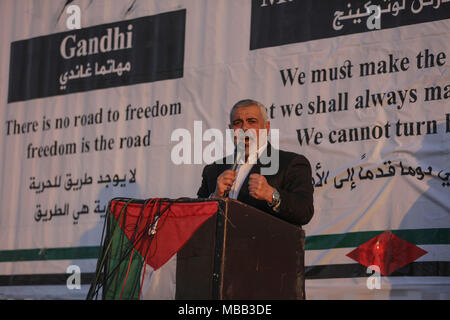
248;173;274;202
213;170;237;197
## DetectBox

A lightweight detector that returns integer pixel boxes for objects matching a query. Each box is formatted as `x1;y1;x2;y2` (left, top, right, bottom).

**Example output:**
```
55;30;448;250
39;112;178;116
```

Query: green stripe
0;228;448;262
102;215;144;300
305;228;450;250
0;246;100;262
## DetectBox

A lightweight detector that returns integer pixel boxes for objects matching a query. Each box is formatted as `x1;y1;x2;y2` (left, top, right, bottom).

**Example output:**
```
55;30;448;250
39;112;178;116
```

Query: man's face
229;105;270;156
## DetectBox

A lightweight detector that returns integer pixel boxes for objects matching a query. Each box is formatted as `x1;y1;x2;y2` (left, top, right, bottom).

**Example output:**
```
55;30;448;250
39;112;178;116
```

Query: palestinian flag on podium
87;198;218;300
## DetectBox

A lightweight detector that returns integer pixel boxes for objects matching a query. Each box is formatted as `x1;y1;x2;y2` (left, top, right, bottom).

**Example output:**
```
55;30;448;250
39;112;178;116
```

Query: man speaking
197;99;314;226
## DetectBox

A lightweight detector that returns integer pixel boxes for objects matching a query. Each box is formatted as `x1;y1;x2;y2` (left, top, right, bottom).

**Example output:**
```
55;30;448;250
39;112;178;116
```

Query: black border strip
0;273;96;286
305;261;450;279
1;261;448;287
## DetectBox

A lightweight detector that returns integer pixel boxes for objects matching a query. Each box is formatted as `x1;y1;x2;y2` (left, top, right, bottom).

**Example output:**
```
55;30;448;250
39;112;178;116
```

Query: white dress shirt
228;142;268;199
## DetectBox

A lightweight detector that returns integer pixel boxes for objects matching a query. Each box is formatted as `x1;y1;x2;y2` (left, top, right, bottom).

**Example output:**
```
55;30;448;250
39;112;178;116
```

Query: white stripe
0;259;97;276
139;254;176;300
306;277;450;300
0;285;90;300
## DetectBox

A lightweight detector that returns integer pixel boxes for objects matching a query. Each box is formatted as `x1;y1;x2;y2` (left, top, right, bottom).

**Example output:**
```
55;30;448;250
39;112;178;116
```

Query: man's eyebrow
233;117;257;122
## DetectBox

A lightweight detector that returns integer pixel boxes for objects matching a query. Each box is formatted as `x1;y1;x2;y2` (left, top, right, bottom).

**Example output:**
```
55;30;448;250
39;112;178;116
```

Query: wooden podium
176;198;305;300
88;197;305;300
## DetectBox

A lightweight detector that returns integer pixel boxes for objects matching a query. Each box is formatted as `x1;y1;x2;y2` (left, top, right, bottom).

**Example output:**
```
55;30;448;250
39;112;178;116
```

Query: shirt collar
245;139;268;165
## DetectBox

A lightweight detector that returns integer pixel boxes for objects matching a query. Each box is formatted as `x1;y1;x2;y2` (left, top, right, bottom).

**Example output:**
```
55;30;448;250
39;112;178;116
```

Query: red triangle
346;231;427;276
110;199;218;270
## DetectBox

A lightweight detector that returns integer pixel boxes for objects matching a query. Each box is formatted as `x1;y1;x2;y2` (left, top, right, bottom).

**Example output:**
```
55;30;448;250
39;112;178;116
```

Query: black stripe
305;261;450;279
0;272;96;286
1;261;449;286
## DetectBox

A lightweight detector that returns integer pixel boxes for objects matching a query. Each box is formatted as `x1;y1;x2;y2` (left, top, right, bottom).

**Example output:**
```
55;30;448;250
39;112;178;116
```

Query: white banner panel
0;0;449;299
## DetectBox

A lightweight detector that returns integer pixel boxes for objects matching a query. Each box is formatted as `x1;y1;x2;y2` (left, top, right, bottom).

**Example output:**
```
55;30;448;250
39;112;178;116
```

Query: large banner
0;0;448;299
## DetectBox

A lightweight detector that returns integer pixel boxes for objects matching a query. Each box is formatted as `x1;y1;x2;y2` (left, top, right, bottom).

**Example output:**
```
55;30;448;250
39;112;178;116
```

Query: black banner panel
8;10;186;103
250;0;450;50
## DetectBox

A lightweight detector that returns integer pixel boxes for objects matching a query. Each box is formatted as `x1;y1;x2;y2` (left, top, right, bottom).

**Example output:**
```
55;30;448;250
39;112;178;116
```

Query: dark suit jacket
197;144;314;226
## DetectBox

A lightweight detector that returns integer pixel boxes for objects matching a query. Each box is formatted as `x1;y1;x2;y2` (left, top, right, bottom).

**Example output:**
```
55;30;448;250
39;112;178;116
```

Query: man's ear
265;121;270;132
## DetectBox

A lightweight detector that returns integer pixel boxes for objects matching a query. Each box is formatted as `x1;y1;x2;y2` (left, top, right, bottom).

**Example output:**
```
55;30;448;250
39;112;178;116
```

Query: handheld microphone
224;141;245;197
232;141;245;171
